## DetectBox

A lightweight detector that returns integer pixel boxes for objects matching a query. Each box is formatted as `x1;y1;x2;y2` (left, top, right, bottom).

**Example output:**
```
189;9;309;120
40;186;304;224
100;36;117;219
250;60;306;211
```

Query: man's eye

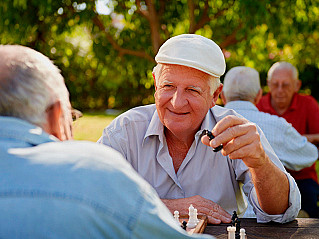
163;84;173;88
189;89;199;94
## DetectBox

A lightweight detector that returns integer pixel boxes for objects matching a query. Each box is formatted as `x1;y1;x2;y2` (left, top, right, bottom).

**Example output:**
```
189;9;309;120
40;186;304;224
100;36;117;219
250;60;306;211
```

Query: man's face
268;68;299;111
154;64;217;137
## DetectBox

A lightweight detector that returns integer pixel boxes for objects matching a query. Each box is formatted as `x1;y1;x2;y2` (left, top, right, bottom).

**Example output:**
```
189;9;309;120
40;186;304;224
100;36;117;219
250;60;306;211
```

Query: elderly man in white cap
98;34;300;224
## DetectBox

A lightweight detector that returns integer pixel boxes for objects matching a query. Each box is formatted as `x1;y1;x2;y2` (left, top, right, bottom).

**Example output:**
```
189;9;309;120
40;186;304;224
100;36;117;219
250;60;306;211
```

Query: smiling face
154;64;221;139
267;68;300;114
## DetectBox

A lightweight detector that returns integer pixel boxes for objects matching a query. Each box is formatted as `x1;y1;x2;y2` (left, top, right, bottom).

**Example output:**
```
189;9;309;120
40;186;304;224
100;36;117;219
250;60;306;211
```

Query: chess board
179;215;208;234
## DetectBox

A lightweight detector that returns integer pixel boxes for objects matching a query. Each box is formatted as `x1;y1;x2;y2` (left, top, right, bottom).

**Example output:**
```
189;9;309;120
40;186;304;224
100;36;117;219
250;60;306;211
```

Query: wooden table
204;218;319;238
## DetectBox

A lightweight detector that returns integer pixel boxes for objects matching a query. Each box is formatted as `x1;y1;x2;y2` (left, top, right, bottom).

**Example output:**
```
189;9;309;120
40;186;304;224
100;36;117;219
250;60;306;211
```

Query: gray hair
153;63;221;95
267;61;299;82
223;66;261;102
0;45;71;128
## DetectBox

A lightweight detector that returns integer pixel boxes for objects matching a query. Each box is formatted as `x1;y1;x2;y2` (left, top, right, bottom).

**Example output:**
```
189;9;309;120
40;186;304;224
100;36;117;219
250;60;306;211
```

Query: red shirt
257;93;319;183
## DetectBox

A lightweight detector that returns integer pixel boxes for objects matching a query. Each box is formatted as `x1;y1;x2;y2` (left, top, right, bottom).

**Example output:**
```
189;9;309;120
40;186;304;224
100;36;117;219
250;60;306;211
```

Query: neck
271;99;289;116
165;128;196;173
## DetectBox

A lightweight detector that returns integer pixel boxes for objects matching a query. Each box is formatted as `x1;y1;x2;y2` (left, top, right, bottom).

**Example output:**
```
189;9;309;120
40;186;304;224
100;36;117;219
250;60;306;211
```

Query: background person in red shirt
257;61;319;218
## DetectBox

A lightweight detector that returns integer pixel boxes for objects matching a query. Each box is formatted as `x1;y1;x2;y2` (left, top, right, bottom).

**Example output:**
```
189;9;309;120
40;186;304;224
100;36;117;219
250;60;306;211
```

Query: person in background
257;61;319;218
0;45;215;239
98;34;301;224
221;66;318;217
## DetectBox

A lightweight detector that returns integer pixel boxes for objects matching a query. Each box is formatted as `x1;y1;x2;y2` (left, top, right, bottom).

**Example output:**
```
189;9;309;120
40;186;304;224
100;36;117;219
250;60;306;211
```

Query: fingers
190;196;231;224
201;115;267;168
203;203;232;224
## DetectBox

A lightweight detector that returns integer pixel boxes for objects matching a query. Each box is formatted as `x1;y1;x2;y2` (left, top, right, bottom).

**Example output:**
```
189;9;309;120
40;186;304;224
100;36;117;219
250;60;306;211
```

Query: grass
72;112;116;142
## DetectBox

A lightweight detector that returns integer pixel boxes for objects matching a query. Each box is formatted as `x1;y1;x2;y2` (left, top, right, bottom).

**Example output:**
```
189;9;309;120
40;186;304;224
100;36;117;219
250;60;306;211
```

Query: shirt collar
0;116;58;146
288;93;299;111
264;92;299;112
143;109;164;145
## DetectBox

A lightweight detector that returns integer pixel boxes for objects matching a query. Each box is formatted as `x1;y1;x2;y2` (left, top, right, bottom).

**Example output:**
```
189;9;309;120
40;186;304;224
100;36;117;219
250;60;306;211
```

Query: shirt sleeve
272;117;318;171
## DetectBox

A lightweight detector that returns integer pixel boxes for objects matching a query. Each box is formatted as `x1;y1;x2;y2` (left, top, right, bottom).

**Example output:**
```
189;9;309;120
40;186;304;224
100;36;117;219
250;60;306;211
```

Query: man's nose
277;83;284;91
171;89;187;108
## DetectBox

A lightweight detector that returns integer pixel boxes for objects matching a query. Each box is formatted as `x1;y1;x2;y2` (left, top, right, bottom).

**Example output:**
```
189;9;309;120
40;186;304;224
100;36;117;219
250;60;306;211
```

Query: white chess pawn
186;204;198;229
227;226;236;239
174;210;180;223
240;228;246;239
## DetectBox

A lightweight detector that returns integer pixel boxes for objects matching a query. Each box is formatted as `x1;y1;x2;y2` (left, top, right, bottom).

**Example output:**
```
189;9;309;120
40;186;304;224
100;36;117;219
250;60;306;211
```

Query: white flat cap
155;34;226;77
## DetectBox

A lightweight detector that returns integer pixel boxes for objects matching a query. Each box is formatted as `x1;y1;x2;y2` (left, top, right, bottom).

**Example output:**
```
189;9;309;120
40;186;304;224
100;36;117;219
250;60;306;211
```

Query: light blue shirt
98;104;301;223
0;116;213;239
224;101;318;171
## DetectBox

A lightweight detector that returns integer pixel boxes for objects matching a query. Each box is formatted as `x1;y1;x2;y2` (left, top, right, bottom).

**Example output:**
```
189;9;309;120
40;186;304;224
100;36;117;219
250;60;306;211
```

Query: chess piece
186;204;197;229
240;228;246;239
231;211;238;226
227;226;236;239
181;221;187;230
174;210;180;223
194;208;199;223
235;218;241;239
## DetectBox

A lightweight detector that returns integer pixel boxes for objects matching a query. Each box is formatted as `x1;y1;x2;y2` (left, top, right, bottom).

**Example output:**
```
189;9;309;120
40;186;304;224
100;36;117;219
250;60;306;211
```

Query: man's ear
152;72;157;91
254;89;263;105
220;91;227;105
295;80;302;92
45;101;63;140
211;84;223;108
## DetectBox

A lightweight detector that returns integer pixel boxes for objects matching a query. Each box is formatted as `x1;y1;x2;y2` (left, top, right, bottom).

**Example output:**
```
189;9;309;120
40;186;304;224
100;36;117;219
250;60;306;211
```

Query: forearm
250;156;289;215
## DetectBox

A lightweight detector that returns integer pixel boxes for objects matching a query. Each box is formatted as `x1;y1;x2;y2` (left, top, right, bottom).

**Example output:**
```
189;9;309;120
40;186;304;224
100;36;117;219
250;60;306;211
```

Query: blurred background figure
257;62;319;218
221;66;318;217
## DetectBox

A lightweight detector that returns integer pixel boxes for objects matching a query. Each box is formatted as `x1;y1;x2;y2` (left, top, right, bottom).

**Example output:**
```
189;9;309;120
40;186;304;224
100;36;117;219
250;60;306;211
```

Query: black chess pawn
181;220;187;230
231;211;238;226
235;218;241;239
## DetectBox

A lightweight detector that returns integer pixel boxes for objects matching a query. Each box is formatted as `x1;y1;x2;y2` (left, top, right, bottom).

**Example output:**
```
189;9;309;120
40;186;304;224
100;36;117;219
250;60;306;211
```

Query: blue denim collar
0;116;58;146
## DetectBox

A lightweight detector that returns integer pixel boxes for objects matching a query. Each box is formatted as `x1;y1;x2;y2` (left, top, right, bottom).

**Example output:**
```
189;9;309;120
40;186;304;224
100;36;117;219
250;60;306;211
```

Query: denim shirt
0;116;214;239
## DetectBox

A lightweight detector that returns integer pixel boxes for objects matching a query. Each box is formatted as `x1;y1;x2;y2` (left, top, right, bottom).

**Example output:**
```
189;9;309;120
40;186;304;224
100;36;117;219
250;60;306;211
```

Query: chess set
173;206;246;238
173;204;208;235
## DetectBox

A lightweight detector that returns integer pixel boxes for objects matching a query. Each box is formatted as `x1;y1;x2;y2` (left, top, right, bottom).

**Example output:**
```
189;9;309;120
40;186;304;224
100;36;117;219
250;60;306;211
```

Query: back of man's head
0;45;71;129
222;66;261;103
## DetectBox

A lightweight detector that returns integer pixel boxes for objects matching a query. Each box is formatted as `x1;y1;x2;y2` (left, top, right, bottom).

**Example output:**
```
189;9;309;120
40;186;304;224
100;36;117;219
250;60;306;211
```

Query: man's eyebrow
161;80;173;85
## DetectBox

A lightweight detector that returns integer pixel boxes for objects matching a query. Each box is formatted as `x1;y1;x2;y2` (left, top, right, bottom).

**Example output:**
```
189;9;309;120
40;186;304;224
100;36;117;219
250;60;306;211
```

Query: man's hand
202;115;289;215
201;115;267;169
161;195;232;224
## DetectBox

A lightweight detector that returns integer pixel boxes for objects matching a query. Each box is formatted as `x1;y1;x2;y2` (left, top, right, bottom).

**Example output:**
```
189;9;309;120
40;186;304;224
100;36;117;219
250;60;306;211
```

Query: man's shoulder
9;140;130;172
296;93;318;105
212;105;245;120
110;104;156;128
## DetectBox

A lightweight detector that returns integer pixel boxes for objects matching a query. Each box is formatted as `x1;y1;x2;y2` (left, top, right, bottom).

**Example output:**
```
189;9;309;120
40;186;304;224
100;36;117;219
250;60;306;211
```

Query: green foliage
1;0;319;111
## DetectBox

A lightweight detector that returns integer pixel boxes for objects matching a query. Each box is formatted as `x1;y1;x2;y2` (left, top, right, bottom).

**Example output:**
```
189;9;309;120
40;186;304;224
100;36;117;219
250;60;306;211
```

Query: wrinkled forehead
269;68;296;83
159;64;211;83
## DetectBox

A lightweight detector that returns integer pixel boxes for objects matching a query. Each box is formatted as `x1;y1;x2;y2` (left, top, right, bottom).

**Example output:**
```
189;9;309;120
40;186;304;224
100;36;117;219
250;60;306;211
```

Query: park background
1;0;319;142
